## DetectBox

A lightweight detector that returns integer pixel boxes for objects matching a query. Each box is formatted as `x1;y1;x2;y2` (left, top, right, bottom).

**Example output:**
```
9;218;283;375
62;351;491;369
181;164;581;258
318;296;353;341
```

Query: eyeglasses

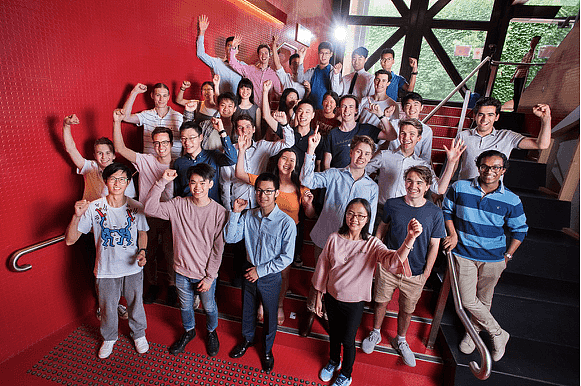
109;177;129;184
478;164;504;173
346;211;367;221
255;188;276;196
153;140;171;147
180;135;200;143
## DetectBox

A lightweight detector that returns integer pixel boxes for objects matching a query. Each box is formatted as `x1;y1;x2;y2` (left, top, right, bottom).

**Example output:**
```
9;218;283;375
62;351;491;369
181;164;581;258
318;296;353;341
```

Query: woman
236;138;316;325
313;91;340;138
312;198;422;386
231;77;261;141
176;79;218;126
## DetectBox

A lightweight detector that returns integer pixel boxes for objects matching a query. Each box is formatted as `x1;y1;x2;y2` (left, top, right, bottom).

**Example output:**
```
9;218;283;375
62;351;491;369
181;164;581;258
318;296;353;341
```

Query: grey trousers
96;271;147;341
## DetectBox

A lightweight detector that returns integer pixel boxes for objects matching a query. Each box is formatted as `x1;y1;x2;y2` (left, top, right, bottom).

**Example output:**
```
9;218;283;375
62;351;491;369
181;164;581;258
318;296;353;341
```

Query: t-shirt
248;174;307;224
382;197;446;276
135;108;183;160
275;123;315;170
133;153;173;203
322;123;381;168
78;197;149;278
77;159;137;202
313;110;340;137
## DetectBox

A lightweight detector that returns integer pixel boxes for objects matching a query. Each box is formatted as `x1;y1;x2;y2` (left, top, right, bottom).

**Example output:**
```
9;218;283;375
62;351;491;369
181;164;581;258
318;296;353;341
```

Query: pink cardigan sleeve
374;238;412;277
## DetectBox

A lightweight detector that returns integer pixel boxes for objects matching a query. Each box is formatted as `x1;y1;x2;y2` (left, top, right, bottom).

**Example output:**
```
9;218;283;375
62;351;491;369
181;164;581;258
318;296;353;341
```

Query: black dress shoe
262;351;274;372
229;339;253;358
206;330;219;357
169;329;196;355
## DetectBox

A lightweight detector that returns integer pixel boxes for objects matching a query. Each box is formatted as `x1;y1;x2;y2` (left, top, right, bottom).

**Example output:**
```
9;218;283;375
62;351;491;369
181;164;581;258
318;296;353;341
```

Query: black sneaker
169;329;196;355
206;330;219;357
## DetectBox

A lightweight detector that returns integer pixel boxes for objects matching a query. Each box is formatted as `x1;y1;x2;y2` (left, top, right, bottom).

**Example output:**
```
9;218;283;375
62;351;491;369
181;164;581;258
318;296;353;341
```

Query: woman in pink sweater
312;198;422;386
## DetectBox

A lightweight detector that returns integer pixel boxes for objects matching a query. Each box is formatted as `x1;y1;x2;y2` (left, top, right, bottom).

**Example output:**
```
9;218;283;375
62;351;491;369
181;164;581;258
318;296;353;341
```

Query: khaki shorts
374;263;426;314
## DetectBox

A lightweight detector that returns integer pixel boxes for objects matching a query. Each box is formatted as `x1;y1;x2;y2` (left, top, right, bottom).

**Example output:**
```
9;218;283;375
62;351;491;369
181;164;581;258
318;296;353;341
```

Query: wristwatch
138;248;147;256
503;252;512;261
218;129;227;136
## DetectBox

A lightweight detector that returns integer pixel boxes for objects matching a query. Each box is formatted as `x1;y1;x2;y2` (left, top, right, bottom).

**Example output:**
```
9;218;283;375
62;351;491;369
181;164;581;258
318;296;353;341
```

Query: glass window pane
433;0;494;21
349;0;410;17
342;25;404;74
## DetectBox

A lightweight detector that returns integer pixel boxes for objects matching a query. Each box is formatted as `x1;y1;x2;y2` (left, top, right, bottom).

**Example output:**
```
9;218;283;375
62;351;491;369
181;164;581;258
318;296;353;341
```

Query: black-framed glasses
346;211;368;221
255;188;276;196
153;140;171;147
478;164;504;173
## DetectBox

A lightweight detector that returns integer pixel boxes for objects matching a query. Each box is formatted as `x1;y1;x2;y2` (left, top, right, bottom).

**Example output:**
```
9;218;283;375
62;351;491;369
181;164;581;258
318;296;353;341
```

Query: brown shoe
299;312;315;337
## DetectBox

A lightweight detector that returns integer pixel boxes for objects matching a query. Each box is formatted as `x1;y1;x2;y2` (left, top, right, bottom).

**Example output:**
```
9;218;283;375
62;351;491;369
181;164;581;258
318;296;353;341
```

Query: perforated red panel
0;0;332;364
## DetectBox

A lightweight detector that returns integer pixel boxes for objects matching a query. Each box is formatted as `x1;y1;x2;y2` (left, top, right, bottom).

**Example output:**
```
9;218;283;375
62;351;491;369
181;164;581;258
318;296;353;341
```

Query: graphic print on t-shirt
94;206;136;247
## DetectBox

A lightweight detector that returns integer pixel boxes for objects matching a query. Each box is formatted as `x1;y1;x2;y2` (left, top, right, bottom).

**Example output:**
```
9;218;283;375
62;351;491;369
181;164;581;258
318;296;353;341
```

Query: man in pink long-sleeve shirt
144;163;227;358
229;35;282;108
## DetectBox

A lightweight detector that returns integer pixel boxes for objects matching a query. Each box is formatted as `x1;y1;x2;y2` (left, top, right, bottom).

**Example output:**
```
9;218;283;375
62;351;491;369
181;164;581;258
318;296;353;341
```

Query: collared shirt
229;49;282;107
331;69;375;101
300;153;379;248
224;204;296;277
386;72;406;101
387;118;433;163
296;63;332;109
173;135;237;202
275;68;306;99
456;128;525;180
196;35;243;94
365;149;439;205
136;108;183;160
442;178;528;263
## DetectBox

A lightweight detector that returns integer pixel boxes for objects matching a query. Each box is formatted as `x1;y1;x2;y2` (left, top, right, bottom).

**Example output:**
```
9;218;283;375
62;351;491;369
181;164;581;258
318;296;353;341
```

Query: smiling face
258;47;271;66
374;73;391;94
277;150;297;176
403;99;422;119
239;86;252;101
399;124;422;154
255;180;279;211
340;97;357;123
218;98;236;118
405;171;430;201
349;142;373;170
318;48;333;66
478;155;506;186
105;170;129;197
475;105;499;134
189;173;213;200
345;202;369;234
236;119;255;139
201;84;214;102
152;132;172;159
296;103;315;128
351;53;366;72
380;53;394;71
152;87;170;109
180;128;202;155
322;95;337;115
289;56;300;75
94;144;115;169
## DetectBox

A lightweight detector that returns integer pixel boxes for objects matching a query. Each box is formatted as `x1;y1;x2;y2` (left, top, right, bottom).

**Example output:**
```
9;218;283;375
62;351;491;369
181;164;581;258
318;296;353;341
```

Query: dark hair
217;92;237;107
225;36;235;46
296;99;316;112
404;165;433;186
352;46;369;58
322;91;339;109
152;83;170;92
266;148;301;200
102;162;132;182
381;48;395;58
476;150;508;169
375;69;392;81
338;198;372;240
179;120;202;135
257;44;272;56
402;92;423;106
255;172;280;191
473;96;502;115
318;41;333;52
94;137;115;153
234;113;255;128
151;127;174;143
187;163;215;181
289;53;300;65
279;88;299;112
201;81;214;92
339;94;359;110
236;78;255;105
398;118;423;136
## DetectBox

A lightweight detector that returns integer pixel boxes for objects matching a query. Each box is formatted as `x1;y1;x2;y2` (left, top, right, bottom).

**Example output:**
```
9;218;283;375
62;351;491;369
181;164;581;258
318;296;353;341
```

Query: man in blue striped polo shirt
442;150;528;362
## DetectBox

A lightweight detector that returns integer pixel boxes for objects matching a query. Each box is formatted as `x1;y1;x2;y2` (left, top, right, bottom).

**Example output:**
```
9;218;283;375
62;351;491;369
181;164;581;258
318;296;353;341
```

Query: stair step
496;272;579;307
504;159;547;191
422;104;470;117
512;189;572;231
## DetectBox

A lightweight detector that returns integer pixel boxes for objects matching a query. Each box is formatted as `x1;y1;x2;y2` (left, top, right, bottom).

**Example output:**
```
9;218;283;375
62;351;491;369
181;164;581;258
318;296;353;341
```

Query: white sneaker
459;332;476;354
134;336;150;354
331;374;352;386
98;340;116;359
117;304;129;320
319;360;341;382
392;337;416;367
361;329;382;354
491;329;509;362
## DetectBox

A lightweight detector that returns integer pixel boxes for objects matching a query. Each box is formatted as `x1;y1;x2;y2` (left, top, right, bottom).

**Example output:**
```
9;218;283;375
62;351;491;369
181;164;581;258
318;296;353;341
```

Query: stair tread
496;272;579;306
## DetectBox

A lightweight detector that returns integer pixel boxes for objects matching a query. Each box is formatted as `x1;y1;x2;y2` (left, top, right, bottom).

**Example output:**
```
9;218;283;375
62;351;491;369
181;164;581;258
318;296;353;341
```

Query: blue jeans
175;273;218;332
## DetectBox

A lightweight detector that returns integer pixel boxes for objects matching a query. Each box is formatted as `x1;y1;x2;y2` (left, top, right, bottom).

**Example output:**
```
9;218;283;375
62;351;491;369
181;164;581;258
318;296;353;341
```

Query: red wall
0;0;332;364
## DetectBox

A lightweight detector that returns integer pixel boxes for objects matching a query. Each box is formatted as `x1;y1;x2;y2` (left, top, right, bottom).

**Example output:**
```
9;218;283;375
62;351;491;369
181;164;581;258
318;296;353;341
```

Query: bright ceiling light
334;26;347;42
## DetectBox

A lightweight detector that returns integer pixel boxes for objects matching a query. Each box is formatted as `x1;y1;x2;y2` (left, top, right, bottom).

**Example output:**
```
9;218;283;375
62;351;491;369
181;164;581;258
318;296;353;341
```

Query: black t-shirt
322;123;381;168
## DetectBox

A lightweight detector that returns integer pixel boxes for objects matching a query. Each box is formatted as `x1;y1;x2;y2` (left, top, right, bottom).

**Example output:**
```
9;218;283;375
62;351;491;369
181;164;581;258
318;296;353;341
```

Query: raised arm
143;169;176;220
301;189;316;219
62;114;86;170
175;81;191;107
370;104;397;141
262;80;282;132
234;134;252;184
330;62;343;95
196;14;218;67
271;36;283;71
112;109;137;164
295;47;309;83
224;199;248;244
300;128;327;189
65;200;89;246
212;74;220;102
435;138;466;194
518;104;552;150
402;57;417;92
122;83;147;124
228;35;248;76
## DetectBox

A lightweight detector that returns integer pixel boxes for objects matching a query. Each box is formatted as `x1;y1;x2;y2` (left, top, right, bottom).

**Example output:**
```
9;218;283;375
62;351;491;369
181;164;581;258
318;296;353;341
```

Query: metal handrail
446;250;492;380
491;60;545;67
9;234;65;272
422;56;491;124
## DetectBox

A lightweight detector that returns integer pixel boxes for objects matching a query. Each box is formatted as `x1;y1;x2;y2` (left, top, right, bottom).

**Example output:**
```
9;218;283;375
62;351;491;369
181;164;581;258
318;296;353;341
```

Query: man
65;163;149;359
322;95;395;170
384;92;433;162
365;119;464;221
442;150;528;362
331;47;375;101
361;166;446;367
122;83;183;160
225;173;296;373
197;15;244;94
271;36;306;99
229;35;282;107
112;109;175;305
299;134;379;336
183;93;238;150
456;97;552;180
511;36;541;111
173;118;237;203
358;70;399;127
380;48;418;101
144;165;227;357
296;41;334;109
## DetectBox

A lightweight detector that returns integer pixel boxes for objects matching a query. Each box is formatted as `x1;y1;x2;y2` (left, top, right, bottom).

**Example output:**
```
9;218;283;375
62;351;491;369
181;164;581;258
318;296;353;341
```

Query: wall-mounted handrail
446;250;492;380
422;56;491;124
9;234;65;272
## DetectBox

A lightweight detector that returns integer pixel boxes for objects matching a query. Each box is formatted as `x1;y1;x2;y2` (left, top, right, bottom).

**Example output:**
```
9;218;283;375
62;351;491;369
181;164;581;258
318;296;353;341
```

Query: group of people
62;13;553;386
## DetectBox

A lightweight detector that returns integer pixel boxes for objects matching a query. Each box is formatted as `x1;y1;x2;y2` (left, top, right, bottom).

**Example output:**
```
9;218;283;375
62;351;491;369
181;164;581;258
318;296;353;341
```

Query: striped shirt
442;178;528;262
136;108;183;160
